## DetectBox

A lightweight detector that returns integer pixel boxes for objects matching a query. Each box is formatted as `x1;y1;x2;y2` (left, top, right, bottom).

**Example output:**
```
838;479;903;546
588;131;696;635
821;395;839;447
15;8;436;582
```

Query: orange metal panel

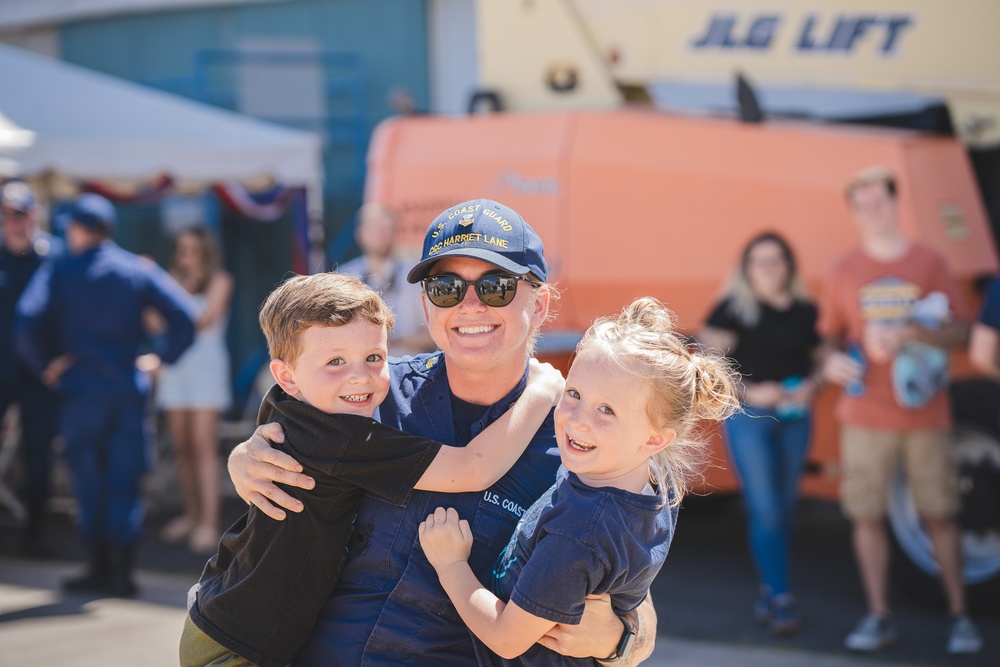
364;109;998;497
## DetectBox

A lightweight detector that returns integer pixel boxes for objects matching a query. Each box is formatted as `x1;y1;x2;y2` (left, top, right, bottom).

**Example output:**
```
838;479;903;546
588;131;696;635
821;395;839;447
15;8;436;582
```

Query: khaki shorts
839;426;960;521
179;614;262;667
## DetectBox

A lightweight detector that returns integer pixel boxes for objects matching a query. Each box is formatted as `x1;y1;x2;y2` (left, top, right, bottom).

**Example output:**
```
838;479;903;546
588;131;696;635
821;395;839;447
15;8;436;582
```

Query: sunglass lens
477;275;519;307
424;276;466;307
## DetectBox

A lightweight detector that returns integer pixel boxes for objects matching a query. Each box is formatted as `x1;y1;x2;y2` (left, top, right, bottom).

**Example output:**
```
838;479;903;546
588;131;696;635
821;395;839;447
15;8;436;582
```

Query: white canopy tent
0;42;324;239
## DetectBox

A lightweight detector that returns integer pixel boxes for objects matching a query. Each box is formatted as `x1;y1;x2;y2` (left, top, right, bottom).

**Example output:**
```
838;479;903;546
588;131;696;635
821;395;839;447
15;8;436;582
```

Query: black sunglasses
421;273;541;308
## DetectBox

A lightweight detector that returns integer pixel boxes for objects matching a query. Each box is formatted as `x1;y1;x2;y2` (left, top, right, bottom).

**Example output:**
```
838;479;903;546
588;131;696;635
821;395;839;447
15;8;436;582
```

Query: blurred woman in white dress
156;226;233;554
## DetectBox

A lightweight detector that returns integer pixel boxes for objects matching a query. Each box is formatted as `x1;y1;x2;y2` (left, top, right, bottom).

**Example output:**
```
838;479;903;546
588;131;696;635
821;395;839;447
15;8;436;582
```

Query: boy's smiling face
270;317;391;417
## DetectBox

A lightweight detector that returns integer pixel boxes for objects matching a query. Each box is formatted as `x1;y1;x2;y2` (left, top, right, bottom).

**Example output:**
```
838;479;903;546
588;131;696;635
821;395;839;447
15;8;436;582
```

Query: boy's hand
526;358;566;407
418;507;473;570
228;422;315;520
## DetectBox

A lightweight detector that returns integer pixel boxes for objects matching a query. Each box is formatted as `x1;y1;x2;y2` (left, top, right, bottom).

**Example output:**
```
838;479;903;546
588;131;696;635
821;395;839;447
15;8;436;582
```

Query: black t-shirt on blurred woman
706;298;820;382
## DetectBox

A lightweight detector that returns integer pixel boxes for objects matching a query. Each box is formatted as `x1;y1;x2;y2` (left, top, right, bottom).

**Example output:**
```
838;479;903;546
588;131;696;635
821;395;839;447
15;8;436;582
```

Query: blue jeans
724;408;811;596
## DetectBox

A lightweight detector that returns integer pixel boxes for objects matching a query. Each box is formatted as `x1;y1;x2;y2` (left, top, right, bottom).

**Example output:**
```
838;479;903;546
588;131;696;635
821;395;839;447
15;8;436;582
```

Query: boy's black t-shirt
189;384;442;667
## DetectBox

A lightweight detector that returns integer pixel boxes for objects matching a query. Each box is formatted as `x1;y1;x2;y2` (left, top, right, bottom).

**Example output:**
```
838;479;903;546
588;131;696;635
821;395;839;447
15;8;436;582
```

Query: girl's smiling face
553;347;672;489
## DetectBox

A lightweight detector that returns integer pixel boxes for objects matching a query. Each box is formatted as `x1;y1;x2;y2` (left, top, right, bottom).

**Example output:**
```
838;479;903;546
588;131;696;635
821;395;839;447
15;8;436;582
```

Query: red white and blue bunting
211;182;295;222
79;177;312;274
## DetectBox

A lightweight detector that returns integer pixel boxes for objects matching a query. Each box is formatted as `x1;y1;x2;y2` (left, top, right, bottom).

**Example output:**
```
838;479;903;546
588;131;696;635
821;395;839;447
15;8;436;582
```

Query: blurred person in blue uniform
0;181;63;554
15;193;195;597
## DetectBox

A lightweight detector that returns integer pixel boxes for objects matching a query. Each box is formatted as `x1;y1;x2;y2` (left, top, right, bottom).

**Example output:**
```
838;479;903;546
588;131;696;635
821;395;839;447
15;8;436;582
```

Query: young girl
419;297;740;665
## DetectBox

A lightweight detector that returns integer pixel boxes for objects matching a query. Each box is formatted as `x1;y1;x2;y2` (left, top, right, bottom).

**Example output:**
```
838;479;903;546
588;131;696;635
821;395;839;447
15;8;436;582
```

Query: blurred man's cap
66;193;117;231
0;181;37;213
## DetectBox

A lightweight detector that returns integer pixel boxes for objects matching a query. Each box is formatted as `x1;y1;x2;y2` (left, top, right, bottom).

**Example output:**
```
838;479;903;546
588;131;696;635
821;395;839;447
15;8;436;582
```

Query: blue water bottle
845;343;866;397
776;376;809;420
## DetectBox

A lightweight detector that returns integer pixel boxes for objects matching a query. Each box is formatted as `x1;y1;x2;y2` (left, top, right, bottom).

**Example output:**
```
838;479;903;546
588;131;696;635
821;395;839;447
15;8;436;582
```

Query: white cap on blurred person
0;181;37;213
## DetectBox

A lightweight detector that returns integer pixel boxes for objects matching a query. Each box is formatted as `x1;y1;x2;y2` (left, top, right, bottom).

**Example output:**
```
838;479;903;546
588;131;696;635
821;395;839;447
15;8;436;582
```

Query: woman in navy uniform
16;193;195;596
229;199;656;666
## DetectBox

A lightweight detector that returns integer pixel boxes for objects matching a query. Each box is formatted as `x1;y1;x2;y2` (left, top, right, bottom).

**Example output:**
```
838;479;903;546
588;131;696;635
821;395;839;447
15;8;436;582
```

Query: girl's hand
419;507;473;570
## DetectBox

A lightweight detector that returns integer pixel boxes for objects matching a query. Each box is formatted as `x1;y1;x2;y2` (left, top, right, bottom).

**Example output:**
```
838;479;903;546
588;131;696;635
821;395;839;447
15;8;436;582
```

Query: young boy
180;272;561;667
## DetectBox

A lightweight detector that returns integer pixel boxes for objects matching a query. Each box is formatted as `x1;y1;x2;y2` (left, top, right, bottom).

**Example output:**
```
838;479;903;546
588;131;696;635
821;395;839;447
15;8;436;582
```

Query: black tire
888;379;1000;614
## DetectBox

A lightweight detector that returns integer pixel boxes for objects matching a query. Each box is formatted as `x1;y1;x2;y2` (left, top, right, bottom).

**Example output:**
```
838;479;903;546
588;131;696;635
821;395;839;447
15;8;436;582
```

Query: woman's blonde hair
722;231;810;327
525;273;560;355
577;297;741;506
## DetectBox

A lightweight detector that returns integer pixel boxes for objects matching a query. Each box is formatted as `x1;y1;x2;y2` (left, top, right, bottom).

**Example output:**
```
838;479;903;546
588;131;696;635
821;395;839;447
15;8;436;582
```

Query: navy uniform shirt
0;232;63;382
14;240;195;398
296;352;561;667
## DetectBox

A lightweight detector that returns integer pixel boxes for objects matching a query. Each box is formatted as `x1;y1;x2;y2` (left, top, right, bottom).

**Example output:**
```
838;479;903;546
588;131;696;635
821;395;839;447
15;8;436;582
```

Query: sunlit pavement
0;557;908;667
1;470;994;667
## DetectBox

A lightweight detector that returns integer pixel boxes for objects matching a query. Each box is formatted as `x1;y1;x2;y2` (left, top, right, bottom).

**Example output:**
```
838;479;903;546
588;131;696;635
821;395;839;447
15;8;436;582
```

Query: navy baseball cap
406;198;548;283
66;193;117;231
0;181;37;212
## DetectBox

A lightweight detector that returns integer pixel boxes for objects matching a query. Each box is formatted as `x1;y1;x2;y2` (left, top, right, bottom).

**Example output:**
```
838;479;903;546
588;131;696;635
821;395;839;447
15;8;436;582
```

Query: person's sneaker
752;587;771;624
188;525;220;556
768;594;802;636
946;615;983;654
160;515;194;544
844;614;897;652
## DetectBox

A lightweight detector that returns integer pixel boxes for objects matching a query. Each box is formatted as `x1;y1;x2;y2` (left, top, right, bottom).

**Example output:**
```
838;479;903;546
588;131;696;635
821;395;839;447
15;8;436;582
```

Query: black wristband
601;620;635;663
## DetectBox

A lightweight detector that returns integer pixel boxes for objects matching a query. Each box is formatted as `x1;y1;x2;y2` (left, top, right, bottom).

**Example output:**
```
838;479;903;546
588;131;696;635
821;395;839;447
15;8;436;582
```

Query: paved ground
655;495;999;667
0;464;996;666
0;558;909;667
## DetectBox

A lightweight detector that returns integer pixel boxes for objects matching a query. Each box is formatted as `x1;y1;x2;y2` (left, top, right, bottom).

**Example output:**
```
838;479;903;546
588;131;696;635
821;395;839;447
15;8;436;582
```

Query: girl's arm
419;507;557;659
414;359;564;492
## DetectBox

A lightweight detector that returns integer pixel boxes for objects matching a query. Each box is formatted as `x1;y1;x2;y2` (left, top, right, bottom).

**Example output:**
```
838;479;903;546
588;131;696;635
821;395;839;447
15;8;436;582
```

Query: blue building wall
59;0;429;238
54;0;431;409
59;0;429;133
